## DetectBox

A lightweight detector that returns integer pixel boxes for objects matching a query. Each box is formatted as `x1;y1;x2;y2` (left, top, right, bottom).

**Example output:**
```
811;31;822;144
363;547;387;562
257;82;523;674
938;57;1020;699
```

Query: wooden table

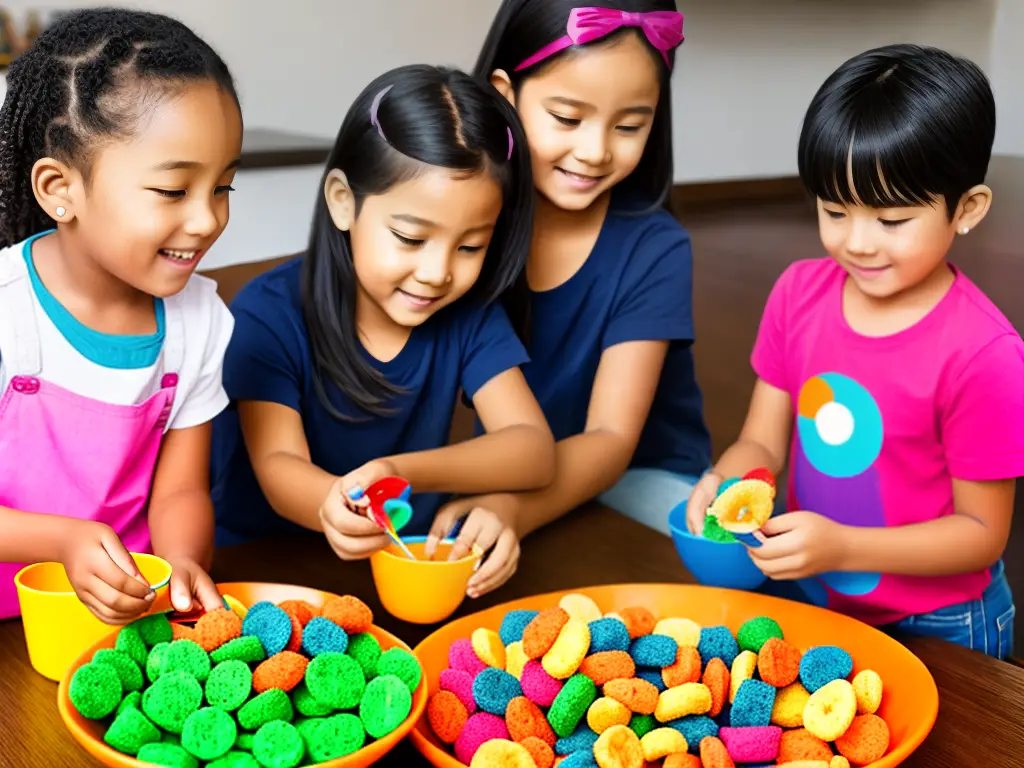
2;505;1023;766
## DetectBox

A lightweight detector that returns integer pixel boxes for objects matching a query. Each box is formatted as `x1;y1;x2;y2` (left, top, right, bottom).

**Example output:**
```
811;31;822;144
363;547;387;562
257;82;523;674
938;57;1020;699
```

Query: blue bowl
668;500;767;590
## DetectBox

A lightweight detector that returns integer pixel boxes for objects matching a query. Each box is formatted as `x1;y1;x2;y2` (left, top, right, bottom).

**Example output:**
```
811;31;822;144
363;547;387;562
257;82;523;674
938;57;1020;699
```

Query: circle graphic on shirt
797;373;883;478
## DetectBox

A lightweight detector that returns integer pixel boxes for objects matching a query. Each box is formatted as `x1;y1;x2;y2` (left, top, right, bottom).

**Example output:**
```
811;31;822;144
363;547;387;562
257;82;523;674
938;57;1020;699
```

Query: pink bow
515;7;684;72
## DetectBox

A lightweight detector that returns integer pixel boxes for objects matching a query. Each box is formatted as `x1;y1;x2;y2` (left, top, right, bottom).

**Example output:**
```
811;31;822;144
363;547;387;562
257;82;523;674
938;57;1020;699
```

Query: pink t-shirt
752;258;1024;625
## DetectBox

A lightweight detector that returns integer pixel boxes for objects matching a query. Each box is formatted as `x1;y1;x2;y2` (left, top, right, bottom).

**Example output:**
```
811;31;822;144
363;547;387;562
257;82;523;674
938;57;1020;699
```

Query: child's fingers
467;530;519;597
94;548;155;602
323;501;389;537
449;512;495;562
86;571;153;617
425;505;464;558
100;529;151;590
170;570;196;613
323;525;390;561
193;571;225;612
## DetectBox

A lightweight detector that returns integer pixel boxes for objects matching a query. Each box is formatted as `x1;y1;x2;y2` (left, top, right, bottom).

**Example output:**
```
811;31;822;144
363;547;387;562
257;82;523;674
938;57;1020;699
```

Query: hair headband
515;7;685;72
370;84;515;161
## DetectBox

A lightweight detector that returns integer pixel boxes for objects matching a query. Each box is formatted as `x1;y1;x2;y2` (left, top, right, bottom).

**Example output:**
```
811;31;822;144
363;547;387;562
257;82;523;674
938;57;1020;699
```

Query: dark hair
798;43;995;219
0;8;238;248
301;64;533;420
474;0;681;213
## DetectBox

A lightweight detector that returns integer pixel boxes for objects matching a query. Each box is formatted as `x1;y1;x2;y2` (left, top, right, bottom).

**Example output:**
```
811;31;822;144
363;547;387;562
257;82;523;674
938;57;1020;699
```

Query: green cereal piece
302;713;366;762
346;632;382;680
181;706;238;761
136;612;174;647
238;688;293;731
116;624;148;668
702;513;738;543
162;639;212;683
547;673;597;738
103;704;161;756
208;753;260;768
376;647;422;694
292;681;333;717
358;674;412;739
136;742;199;768
69;662;122;720
253;720;305;768
306;652;365;709
206;660;253;711
737;616;785;654
236;732;256;751
147;642;171;682
142;670;203;734
117;690;143;716
93;649;144;692
211;636;266;665
629;713;656;739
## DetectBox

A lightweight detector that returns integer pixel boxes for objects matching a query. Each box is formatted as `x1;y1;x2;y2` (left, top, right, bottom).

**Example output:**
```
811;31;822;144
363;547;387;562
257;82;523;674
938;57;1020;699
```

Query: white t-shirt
0;241;234;431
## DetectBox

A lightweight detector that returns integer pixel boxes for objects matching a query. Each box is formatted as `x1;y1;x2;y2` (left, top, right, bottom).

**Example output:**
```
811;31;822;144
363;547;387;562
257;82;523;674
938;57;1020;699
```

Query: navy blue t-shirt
210;257;529;544
523;202;711;477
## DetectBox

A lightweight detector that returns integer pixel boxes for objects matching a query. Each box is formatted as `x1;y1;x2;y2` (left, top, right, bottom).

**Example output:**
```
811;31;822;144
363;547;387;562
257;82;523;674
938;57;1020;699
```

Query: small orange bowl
409;583;938;768
57;582;428;768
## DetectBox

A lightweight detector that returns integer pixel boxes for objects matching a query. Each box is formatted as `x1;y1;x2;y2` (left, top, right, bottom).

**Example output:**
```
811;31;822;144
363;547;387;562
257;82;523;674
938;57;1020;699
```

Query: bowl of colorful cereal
409;584;937;767
57;582;427;768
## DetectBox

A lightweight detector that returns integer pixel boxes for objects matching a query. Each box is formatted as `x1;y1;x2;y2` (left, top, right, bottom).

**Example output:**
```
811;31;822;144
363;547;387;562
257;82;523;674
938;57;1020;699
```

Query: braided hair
0;8;238;248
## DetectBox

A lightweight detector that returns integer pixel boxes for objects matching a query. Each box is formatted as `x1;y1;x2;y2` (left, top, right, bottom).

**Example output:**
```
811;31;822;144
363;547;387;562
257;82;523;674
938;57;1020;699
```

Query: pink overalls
0;248;183;619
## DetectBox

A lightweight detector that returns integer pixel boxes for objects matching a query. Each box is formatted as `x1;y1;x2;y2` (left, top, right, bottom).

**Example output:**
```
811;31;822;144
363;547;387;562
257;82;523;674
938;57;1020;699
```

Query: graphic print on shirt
793;372;884;602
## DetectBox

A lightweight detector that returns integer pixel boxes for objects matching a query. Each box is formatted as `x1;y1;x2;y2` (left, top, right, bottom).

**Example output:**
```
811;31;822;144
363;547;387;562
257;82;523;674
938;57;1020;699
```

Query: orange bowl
409;583;938;768
57;582;428;768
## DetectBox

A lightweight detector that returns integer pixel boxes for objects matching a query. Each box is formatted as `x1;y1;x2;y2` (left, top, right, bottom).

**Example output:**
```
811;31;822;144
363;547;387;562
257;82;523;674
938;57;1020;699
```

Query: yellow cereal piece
223;594;248;620
776;762;830;768
771;681;811;728
469;738;538;768
471;628;506;669
541;617;591;679
587;696;632;734
730;650;759;702
804;679;857;742
852;669;883;715
653;618;702;648
559;593;603;624
640;727;688;761
831;757;851;768
654;682;712;723
505;641;528;679
593;724;644;768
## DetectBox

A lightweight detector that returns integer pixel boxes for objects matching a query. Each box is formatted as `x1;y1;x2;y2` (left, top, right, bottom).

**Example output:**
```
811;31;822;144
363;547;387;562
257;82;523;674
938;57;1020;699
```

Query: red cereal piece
742;467;776;489
834;714;890;765
579;651;636;686
664;754;702;768
194;608;243;653
285;613;303;653
277;599;318;627
702;657;731;718
700;735;736;768
522;608;570;659
518;736;555;768
778;729;834;763
619;607;656;639
662;645;702;688
171;623;197;642
321;595;374;634
758;637;801;688
603;677;659;716
505;696;557;747
427;690;468;745
253;650;308;693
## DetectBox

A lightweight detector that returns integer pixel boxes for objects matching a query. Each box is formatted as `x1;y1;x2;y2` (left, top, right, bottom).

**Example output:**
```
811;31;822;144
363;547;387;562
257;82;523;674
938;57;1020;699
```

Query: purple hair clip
506;126;514;161
370;84;394;142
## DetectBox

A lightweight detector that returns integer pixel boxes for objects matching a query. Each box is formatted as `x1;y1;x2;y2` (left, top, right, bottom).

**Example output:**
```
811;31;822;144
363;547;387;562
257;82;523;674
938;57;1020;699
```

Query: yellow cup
369;536;483;624
15;553;172;681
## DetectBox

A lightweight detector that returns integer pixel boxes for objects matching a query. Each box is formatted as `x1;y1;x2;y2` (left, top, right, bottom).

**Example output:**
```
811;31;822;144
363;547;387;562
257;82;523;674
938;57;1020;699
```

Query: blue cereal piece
799;645;854;693
555;723;600;756
730;679;776;728
499;610;540;646
242;602;292;657
472;667;522;716
301;617;349;657
698;626;740;668
559;750;599;768
629;634;678;668
587;618;631;654
667;715;719;752
635;667;667;692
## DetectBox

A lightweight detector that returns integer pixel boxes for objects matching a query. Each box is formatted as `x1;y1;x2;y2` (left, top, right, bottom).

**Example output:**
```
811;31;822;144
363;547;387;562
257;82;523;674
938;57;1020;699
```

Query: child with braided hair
0;9;242;624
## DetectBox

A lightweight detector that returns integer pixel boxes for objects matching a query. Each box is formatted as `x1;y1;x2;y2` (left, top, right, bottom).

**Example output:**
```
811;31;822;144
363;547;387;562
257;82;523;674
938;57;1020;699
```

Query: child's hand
61;520;155;625
426;494;521;598
319;473;391;561
747;510;848;579
164;556;223;614
686;472;723;534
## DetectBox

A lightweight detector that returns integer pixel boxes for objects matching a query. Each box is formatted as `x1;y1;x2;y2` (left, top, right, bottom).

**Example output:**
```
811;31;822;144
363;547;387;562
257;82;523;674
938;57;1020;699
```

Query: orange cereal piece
427;690;468;744
834;714;890;765
620;606;656;639
194;608;243;653
593;724;643;768
776;763;830;768
580;651;636;686
702;657;731;718
778;729;833;763
519;736;555;768
253;650;308;693
603;678;659;716
285;613;303;653
663;754;702;768
699;735;736;768
278;599;318;627
321;595;373;634
662;645;702;688
758;637;801;688
522;608;570;659
505;696;556;747
171;623;197;642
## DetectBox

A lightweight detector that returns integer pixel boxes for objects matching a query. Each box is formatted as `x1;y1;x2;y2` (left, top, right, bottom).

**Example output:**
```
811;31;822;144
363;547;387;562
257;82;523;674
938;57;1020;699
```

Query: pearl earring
960;227;970;235
55;206;66;217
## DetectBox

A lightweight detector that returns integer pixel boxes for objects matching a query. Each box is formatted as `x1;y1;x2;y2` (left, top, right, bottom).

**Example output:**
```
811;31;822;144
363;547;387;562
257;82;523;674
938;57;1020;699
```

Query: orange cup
369;536;483;624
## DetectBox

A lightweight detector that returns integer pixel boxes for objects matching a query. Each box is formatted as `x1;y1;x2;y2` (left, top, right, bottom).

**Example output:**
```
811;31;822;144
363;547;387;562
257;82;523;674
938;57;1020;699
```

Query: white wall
990;0;1024;156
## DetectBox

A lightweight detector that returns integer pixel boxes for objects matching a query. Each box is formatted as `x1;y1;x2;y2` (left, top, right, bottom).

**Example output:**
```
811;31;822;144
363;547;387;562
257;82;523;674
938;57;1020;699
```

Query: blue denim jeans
599;467;702;536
